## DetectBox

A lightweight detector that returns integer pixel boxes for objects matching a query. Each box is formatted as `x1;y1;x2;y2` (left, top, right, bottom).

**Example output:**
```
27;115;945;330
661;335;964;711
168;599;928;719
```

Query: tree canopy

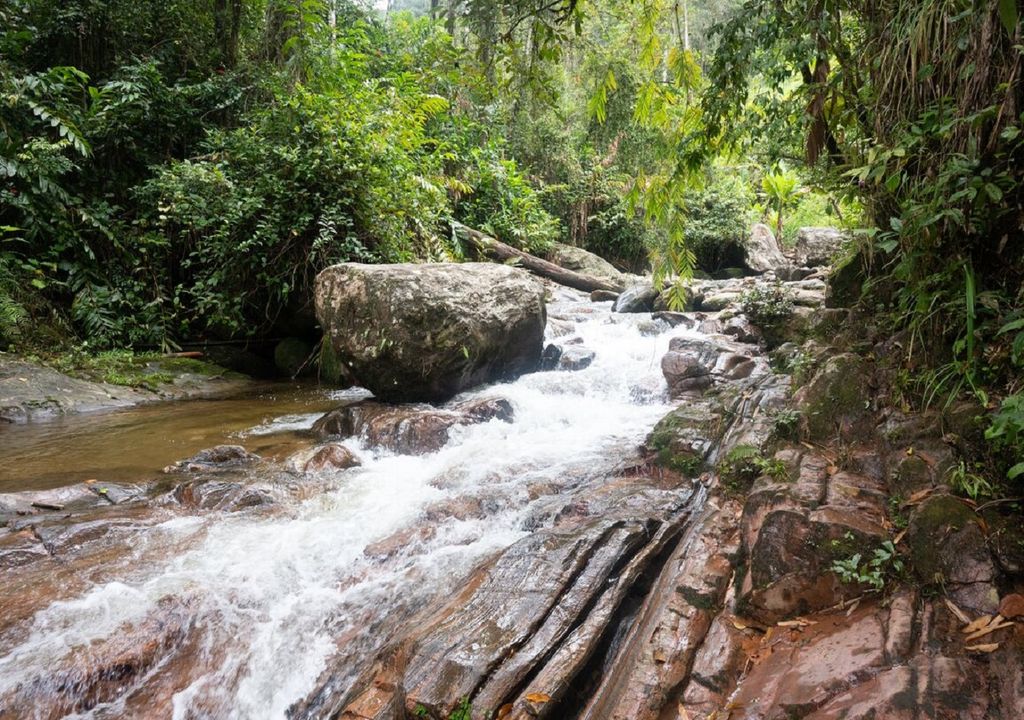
2;0;1022;466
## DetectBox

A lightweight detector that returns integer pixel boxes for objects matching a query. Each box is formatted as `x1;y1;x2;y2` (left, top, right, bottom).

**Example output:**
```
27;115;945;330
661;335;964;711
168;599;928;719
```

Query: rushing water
0;287;685;719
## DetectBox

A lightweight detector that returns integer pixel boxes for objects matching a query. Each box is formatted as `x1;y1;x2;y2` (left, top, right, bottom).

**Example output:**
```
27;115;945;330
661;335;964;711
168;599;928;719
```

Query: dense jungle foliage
1;0;1022;482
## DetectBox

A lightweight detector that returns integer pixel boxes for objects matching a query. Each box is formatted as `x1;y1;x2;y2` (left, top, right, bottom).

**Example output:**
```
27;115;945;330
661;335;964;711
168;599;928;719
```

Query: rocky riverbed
0;260;1022;720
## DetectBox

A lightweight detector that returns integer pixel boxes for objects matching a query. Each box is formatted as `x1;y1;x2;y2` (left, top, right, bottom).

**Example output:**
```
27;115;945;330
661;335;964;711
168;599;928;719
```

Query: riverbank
0;352;252;423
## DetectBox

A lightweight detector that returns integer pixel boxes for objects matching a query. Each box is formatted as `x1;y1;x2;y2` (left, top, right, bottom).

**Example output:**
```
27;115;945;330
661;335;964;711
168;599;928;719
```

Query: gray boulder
315;263;546;402
546;243;624;284
613;283;658;313
794;227;848;267
744;223;791;275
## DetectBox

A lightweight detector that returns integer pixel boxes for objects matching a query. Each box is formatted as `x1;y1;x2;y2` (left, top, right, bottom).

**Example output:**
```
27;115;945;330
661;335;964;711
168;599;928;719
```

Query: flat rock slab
295;482;699;720
0;357;146;423
0;356;250;424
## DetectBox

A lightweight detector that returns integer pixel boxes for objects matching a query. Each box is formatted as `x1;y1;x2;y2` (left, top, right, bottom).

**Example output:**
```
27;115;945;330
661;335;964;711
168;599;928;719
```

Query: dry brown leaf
677;702;692;720
731;618;748;630
893;529;907;545
905;488;933;506
906;446;914;455
525;693;551;704
944;598;971;624
653;649;668;663
497;703;513;719
961;615;994;634
964;621;1015;643
846;599;861;617
777;618;817;628
826;464;839;474
965;642;1000;653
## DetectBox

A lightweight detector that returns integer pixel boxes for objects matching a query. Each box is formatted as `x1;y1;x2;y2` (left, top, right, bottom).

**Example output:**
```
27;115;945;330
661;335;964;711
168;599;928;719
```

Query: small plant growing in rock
718;445;762;495
771;408;801;440
947;460;995;501
887;495;909;530
718;445;790;495
739;283;794;328
786;349;816;385
831;535;904;592
449;698;472;720
755;455;790;481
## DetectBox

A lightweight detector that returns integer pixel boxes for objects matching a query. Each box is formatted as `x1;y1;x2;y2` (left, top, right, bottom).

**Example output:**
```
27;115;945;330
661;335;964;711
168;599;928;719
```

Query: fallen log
452;222;625;294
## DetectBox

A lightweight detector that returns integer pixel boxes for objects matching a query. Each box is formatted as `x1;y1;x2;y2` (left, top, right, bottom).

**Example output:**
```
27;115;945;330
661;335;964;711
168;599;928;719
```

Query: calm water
0;384;347;492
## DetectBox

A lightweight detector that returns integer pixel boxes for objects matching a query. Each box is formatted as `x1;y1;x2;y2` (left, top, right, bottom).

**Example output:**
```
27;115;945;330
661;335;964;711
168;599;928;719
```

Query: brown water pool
0;383;348;492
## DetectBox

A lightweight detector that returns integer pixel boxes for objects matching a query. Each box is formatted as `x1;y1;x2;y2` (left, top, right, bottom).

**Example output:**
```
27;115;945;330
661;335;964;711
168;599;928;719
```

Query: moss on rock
794;353;872;441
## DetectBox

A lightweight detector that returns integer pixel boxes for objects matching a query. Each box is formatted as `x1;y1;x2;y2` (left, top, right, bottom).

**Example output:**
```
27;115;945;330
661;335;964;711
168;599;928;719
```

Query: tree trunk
214;0;243;69
452;223;625;293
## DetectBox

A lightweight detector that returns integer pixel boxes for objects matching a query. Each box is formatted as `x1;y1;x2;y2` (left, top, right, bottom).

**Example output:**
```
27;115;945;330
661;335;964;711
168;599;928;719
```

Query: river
0;286;690;719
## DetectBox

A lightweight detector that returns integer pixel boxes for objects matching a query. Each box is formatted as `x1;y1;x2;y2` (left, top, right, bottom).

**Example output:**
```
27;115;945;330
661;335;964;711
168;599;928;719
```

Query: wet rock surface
315;262;546;402
612;283;659;313
162;444;261;473
0;355;249;424
288;443;362;474
311;396;514;454
1;271;1019;720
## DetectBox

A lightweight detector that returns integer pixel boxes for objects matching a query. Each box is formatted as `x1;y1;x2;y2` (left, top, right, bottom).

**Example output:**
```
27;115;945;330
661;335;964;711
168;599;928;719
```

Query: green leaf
999;0;1019;35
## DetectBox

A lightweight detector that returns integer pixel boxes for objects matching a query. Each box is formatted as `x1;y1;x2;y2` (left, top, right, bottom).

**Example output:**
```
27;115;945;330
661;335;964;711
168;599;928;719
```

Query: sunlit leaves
588;68;618;123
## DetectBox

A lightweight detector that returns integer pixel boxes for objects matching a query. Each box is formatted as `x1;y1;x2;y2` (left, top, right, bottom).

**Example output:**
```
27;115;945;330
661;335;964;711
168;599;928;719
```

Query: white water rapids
0;287;691;719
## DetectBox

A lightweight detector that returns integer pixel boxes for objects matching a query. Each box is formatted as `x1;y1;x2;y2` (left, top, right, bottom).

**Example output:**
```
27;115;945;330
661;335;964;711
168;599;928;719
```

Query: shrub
740;283;794;327
453;145;560;254
680;172;753;272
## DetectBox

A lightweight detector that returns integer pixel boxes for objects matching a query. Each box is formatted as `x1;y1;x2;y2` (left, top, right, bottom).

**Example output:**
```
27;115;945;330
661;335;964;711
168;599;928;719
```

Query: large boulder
315;263;546;402
613;283;658;313
793;227;847;267
545;242;624;284
744;223;791;274
825;251;866;308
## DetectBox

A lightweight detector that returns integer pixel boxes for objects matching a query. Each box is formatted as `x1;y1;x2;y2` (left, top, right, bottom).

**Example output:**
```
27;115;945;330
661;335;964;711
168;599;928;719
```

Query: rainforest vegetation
1;0;1022;483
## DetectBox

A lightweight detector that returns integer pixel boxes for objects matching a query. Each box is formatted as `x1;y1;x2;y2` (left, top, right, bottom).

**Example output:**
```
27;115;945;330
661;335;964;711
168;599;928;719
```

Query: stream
0;287;695;719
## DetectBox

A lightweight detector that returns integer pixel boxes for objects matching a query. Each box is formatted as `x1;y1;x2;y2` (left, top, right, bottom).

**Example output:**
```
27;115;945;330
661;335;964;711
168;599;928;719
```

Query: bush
453;145;560;254
135;70;454;338
740;283;794;327
680;171;753;272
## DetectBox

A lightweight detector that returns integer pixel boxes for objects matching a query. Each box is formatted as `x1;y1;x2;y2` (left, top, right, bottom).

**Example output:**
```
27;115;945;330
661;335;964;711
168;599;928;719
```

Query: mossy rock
316;339;352;385
806;308;849;341
794;353;872;441
152;356;227;377
825;251;865;308
761;307;812;349
274;337;313;377
890;454;933;497
646;403;722;475
717;444;763;496
905;494;986;585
